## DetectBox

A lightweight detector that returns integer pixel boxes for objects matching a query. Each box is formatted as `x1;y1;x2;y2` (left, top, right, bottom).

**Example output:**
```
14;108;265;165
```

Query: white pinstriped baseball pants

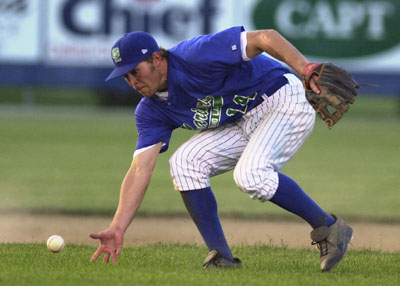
169;74;316;202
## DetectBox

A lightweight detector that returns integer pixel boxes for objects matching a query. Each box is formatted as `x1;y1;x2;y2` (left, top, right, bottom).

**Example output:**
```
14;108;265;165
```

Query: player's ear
152;51;162;64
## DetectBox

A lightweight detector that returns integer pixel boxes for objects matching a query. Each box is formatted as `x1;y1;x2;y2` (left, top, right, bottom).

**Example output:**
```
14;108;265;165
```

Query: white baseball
47;235;65;253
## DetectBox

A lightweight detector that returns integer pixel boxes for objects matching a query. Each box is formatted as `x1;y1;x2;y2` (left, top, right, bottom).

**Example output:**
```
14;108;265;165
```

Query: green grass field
1;96;400;285
1;244;399;286
1;96;399;221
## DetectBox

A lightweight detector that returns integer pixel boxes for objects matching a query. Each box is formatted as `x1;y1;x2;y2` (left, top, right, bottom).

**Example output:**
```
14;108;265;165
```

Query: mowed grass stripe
0;243;399;286
0;97;399;221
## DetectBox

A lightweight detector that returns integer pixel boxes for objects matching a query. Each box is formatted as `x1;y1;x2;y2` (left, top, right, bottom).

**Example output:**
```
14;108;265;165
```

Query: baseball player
89;26;354;272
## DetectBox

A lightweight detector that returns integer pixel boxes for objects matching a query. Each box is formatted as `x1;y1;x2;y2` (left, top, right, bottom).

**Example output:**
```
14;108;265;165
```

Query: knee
169;148;205;175
233;163;279;202
169;148;211;191
169;149;181;175
232;164;246;191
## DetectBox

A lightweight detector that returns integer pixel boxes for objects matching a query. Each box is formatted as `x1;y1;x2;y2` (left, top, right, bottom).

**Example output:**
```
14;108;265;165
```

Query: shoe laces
312;239;328;256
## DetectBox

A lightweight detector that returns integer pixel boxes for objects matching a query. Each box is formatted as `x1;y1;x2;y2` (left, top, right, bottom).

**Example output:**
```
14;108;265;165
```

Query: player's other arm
89;142;163;263
111;142;162;232
245;30;320;94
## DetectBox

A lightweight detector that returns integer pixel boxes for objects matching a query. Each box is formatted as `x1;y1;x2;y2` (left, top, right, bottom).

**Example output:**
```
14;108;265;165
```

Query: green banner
252;0;400;58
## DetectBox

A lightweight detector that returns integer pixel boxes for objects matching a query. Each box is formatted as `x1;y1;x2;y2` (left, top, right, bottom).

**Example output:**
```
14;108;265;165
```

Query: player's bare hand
302;62;321;95
308;75;321;95
89;228;124;264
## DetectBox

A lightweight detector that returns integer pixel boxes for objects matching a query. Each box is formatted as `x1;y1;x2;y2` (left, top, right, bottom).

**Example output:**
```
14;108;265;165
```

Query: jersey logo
112;47;122;63
183;93;258;130
190;96;223;129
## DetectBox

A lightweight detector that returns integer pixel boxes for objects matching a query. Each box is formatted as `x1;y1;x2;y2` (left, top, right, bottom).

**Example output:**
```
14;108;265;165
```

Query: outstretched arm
89;142;163;263
246;29;320;94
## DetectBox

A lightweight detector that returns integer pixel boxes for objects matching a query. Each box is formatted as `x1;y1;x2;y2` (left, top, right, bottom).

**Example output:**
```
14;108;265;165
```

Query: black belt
254;75;289;107
264;75;289;97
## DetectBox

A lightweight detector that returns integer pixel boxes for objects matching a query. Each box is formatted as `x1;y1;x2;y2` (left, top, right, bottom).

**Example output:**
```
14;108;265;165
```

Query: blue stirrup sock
180;187;234;262
270;173;335;228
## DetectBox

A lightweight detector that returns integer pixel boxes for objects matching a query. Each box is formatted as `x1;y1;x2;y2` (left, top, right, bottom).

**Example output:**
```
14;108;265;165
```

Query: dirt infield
1;213;399;252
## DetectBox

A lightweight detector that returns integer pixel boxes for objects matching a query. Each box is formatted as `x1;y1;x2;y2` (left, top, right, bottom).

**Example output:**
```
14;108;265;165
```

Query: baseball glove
302;62;359;128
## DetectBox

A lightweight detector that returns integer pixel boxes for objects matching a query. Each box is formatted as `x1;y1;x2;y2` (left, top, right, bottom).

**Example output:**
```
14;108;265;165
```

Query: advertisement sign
251;0;400;72
0;0;41;62
47;0;222;66
0;0;399;73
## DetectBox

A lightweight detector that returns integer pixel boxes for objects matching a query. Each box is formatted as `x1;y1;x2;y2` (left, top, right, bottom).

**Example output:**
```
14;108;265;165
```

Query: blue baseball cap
105;31;160;82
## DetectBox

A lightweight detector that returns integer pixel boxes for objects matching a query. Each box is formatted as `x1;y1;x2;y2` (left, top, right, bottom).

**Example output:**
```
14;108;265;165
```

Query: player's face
124;60;164;98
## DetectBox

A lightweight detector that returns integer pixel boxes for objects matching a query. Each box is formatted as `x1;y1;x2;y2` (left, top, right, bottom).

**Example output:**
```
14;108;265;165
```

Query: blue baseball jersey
135;26;290;153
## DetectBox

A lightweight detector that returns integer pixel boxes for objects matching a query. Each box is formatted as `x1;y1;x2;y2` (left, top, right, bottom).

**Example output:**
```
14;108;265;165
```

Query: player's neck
158;80;168;92
157;58;168;92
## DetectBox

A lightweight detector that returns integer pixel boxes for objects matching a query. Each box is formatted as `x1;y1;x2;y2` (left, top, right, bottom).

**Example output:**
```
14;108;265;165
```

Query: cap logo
141;49;148;54
112;47;122;63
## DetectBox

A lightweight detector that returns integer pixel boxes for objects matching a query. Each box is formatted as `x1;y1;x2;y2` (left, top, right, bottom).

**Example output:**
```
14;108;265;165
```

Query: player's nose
126;76;139;88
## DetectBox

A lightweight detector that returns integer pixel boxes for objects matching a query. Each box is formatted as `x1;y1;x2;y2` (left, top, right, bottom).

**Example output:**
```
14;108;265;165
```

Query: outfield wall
0;0;399;95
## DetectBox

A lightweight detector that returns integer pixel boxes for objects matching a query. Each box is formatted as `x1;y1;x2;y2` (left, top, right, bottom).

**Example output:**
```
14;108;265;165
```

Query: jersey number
226;92;257;116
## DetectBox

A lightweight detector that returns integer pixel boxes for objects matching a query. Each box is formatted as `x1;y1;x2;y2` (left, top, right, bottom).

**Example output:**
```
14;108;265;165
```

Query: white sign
46;0;215;66
0;0;399;73
0;0;41;63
